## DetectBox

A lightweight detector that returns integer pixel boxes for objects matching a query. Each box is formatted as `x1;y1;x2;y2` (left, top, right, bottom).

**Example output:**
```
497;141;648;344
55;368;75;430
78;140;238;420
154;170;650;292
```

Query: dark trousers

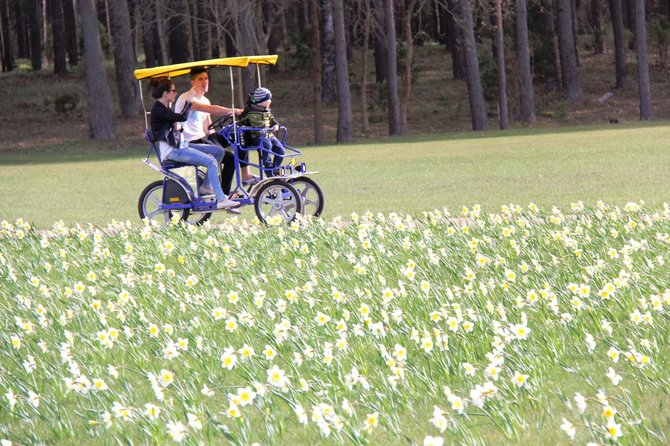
192;136;238;195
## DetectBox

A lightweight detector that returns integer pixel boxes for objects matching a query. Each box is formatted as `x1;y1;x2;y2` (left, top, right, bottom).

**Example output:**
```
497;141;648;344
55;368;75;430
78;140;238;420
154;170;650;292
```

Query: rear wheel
290;176;324;217
254;179;302;223
138;180;190;225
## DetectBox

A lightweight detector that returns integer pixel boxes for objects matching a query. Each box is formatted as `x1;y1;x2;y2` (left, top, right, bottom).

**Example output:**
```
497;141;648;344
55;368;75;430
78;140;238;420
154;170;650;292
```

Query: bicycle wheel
290;176;324;217
138;180;190;225
254;179;303;223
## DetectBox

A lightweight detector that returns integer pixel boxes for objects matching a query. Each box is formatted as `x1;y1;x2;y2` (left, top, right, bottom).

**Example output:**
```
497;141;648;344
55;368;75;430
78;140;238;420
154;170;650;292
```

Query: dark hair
149;77;174;99
190;67;208;79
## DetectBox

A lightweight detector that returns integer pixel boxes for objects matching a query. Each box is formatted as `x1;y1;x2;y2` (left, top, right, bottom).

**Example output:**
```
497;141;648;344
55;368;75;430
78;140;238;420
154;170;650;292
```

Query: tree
400;0;419;134
62;0;78;66
609;0;627;88
591;0;604;54
556;0;582;99
460;0;488;130
194;0;210;60
331;0;352;142
0;0;15;72
154;0;168;65
139;1;157;67
384;0;401;135
310;0;323;144
634;0;652;120
446;0;466;80
50;0;67;74
79;0;116;139
357;0;372;133
321;0;336;103
372;0;387;84
516;0;535;123
167;0;190;63
26;0;43;70
109;0;140;118
237;1;255;96
494;0;509;129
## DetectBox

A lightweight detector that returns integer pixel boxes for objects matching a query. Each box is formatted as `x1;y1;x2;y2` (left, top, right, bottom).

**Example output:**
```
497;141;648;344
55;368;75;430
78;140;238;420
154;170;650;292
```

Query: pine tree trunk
446;0;466;80
609;0;627;88
516;0;535;123
140;1;156;66
154;0;168;64
238;1;255;95
321;0;336;103
109;0;139;118
50;0;67;74
634;0;652;120
494;0;508;129
62;0;78;65
332;0;352;142
79;0;116;139
1;0;15;72
384;0;401;135
360;0;371;133
591;0;604;54
460;0;488;130
310;0;323;144
196;0;211;59
167;0;189;63
27;0;42;70
400;0;416;134
556;0;583;99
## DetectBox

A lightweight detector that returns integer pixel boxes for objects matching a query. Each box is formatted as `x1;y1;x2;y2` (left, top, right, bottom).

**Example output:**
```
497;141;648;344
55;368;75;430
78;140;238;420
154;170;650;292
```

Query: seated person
174;67;258;194
239;87;285;177
148;77;239;210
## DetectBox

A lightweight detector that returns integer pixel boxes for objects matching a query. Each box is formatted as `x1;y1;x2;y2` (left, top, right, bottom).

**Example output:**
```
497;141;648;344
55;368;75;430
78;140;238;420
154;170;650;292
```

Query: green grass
1;123;669;229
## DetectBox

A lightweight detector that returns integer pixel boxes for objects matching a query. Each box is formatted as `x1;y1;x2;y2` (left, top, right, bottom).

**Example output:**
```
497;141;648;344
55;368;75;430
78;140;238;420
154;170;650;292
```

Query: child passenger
239;87;285;177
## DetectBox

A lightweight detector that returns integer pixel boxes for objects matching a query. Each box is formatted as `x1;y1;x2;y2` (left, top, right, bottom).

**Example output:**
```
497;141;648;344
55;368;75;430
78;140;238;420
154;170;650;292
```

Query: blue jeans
252;135;285;175
166;143;226;201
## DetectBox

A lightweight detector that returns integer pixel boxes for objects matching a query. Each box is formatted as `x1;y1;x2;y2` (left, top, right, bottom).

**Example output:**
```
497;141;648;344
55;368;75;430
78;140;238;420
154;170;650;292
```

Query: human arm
152;103;187;124
270;112;280;132
190;96;243;117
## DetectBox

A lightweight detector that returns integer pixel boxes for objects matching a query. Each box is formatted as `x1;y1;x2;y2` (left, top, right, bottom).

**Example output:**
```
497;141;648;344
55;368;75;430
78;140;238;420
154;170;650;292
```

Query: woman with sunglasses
148;77;239;211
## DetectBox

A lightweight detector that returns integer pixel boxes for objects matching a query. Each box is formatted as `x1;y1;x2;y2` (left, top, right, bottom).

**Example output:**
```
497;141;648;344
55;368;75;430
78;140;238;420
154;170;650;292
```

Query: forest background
0;0;669;149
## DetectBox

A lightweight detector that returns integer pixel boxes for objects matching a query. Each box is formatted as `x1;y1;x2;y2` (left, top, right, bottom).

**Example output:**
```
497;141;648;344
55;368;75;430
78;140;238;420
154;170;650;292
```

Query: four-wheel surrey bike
133;55;324;225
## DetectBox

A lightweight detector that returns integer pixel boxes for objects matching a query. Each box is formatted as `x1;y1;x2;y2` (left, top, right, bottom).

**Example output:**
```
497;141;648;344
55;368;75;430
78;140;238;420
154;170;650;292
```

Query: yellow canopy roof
134;55;278;80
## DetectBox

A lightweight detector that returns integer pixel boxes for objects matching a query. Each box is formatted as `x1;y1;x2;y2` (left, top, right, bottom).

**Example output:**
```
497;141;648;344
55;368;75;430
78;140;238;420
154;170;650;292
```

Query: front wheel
290;176;324;217
138;180;190;225
254;179;303;224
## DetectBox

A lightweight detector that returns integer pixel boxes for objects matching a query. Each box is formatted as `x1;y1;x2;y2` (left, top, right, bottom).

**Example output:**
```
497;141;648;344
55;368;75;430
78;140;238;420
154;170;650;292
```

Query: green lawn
1;123;669;229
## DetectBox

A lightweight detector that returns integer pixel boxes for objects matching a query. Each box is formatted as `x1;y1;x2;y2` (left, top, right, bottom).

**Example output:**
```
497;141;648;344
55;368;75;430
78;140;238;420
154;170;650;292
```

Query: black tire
254;179;303;224
138;180;190;225
290;176;324;217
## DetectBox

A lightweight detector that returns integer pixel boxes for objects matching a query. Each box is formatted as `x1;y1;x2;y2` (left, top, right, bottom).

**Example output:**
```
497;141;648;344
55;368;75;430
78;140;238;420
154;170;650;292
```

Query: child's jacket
239;103;279;142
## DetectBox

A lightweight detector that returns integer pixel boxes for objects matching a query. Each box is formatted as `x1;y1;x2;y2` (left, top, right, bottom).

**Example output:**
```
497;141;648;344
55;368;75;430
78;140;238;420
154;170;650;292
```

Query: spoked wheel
290;176;324;217
138;180;190;225
254;179;303;223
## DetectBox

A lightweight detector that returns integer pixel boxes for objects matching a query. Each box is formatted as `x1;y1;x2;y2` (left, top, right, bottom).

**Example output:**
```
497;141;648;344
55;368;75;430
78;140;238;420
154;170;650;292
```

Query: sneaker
216;198;240;209
223;207;241;214
242;175;260;186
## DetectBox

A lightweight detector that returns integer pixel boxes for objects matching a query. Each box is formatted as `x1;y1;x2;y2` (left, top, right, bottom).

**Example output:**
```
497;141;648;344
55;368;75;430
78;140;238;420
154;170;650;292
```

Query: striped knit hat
251;87;272;104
